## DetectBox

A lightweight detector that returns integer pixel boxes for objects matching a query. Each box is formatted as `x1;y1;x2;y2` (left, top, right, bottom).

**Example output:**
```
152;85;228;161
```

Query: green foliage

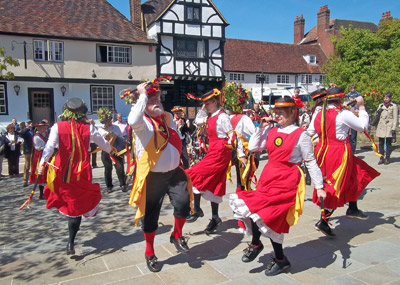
222;82;250;114
0;47;19;79
322;19;400;111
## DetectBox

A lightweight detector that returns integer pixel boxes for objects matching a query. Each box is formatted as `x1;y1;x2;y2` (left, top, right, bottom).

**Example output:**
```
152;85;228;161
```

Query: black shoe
106;187;113;193
315;219;335;237
39;195;45;200
170;235;190;253
306;177;312;186
121;185;128;192
378;157;384;165
145;254;161;272
204;217;222;234
346;208;368;220
23;182;28;187
384;158;390;165
186;209;204;223
265;256;291;276
241;242;264;262
66;242;75;255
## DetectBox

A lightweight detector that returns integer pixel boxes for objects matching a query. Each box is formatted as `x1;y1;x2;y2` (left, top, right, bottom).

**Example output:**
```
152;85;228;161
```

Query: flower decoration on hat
97;107;112;123
222;82;250;114
35;120;49;127
310;88;327;101
171;106;185;113
59;98;88;121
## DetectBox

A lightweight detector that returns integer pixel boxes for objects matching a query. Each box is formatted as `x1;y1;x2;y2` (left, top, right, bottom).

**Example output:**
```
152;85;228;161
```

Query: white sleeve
241;115;256;137
307;111;319;136
33;135;46;151
39;125;59;167
298;132;324;189
194;109;208;126
248;125;272;153
127;93;148;132
337;109;369;132
90;125;112;153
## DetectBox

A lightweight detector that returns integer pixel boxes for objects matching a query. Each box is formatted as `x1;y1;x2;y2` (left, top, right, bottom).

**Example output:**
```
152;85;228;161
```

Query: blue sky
108;0;399;44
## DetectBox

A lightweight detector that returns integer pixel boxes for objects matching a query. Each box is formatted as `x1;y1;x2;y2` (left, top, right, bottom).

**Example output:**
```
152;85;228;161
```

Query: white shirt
307;105;369;140
249;123;324;189
33;133;47;151
39;123;112;167
195;108;245;157
127;93;180;173
230;114;256;140
98;124;123;138
113;121;128;138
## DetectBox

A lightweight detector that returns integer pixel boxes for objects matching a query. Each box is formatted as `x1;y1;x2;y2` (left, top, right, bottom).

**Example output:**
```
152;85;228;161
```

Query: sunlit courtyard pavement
0;145;399;284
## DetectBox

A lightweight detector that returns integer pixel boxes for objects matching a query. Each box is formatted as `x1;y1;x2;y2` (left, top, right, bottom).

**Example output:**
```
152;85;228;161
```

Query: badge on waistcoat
274;137;283;147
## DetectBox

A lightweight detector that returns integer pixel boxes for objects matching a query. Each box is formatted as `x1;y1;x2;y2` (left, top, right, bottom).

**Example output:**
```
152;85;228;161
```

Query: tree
0;47;20;79
322;19;400;111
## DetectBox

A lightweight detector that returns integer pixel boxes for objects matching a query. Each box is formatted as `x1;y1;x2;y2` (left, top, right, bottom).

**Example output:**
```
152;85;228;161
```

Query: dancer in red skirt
29;120;49;199
230;97;326;276
308;87;380;236
186;89;246;234
38;98;113;255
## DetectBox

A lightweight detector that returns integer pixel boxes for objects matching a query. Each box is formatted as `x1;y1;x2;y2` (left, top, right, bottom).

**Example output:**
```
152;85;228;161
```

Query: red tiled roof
225;38;327;74
301;19;377;44
0;0;155;44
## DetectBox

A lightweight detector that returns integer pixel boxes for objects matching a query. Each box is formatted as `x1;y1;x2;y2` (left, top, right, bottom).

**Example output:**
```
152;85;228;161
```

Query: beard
146;104;164;117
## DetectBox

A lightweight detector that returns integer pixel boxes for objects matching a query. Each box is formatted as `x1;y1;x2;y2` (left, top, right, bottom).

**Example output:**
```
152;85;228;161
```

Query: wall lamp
60;85;67;96
92;69;97;78
14;85;20;96
128;71;133;80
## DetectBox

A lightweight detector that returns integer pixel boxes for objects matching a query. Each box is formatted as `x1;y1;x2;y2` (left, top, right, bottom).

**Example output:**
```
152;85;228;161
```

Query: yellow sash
286;166;306;226
129;114;193;226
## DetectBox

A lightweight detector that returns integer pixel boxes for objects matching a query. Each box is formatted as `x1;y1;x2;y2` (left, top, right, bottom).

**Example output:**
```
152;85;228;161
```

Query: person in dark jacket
3;124;23;177
19;121;33;186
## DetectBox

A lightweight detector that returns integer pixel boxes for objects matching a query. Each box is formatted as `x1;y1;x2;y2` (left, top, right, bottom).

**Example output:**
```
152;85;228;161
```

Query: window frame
33;39;64;62
96;44;132;64
229;73;245;81
301;74;313;84
277;74;289;84
319;75;326;84
256;74;269;84
175;38;206;59
0;83;8;115
90;85;115;113
185;4;201;22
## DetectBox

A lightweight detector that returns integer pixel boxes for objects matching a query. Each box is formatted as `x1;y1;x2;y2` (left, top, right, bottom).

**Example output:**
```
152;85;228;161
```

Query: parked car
261;87;311;110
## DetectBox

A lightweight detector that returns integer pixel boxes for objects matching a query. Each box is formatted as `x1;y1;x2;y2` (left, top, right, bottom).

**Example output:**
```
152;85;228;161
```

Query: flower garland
97;107;112;123
222;82;250;114
364;90;382;101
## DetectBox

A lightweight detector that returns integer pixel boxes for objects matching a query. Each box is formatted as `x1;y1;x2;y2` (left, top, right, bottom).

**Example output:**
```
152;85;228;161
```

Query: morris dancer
29;120;49;199
186;89;246;234
308;87;380;237
38;98;113;255
171;106;191;169
230;97;326;276
128;81;192;273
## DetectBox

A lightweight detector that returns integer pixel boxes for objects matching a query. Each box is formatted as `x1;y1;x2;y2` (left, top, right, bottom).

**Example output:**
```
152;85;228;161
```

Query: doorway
28;88;54;125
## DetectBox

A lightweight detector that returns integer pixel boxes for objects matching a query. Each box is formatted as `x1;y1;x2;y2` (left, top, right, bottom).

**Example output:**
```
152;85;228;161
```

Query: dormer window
303;54;317;65
186;5;201;22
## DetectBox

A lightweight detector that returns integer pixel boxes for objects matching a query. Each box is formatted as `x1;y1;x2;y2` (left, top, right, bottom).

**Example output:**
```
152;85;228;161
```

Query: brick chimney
130;0;142;29
380;11;392;22
294;14;305;44
317;5;330;38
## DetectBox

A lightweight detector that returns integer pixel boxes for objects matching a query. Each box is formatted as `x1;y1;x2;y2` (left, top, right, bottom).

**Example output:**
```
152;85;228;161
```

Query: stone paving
0;146;399;285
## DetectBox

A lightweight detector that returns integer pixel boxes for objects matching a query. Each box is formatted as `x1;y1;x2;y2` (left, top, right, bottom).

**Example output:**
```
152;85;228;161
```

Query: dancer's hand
239;156;248;167
316;189;326;200
37;165;45;175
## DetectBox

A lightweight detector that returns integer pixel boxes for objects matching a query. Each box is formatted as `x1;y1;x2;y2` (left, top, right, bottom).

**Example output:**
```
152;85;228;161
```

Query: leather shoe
66;242;75;255
145;254;161;272
346;208;368;220
242;242;264;262
23;182;28;187
378;157;384;165
170;235;190;253
186;209;204;223
315;219;335;237
265;256;291;276
106;187;113;193
204;217;222;234
384;158;390;165
121;185;129;192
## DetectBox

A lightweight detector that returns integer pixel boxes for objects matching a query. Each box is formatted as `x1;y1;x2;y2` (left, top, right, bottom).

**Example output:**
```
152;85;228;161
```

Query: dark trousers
181;143;190;169
142;167;190;233
7;151;19;176
350;129;357;154
232;150;242;189
90;143;97;167
379;137;393;159
101;151;126;188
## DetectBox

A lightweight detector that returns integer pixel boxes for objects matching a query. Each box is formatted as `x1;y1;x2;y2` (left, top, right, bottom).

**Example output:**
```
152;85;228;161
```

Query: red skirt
186;139;231;197
29;150;48;184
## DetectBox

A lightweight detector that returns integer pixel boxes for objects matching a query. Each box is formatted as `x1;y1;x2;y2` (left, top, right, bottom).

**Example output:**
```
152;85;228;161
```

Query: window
176;39;205;58
309;55;316;64
256;74;269;84
33;40;64;62
301;74;312;84
90;85;114;112
97;45;131;64
319;75;326;84
0;83;7;114
186;5;201;22
229;73;244;81
277;74;289;84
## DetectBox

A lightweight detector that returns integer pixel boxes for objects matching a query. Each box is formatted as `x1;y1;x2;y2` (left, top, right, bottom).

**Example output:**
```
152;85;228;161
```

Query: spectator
347;85;362;153
376;92;398;165
3;124;23;177
19;120;34;187
113;113;129;139
0;134;5;179
11;118;20;132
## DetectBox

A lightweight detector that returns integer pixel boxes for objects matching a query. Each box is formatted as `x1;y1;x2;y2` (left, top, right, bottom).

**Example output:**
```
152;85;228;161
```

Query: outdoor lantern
60;85;67;96
14;85;20;96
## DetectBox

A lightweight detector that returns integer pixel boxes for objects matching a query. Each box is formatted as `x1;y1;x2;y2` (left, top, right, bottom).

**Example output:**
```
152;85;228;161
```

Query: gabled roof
225;39;327;74
142;0;228;27
301;19;378;45
0;0;156;45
